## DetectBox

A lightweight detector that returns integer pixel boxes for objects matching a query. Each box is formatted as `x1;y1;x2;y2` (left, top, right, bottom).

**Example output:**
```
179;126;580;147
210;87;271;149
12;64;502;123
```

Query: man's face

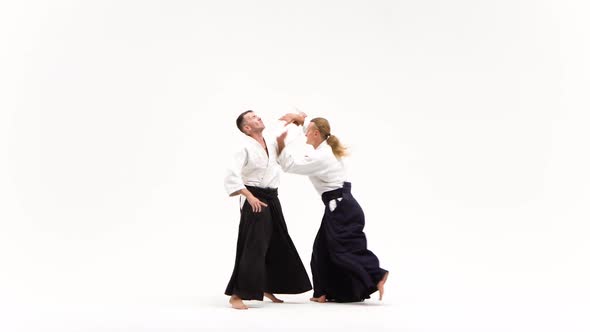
243;112;265;133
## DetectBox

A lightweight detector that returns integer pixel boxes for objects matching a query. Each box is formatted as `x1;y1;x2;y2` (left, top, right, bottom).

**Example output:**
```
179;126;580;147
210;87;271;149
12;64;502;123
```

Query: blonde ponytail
326;135;347;158
310;117;348;158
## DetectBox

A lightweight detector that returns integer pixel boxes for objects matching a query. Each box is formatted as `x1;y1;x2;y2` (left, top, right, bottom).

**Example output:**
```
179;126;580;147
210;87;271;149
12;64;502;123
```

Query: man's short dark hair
236;110;253;133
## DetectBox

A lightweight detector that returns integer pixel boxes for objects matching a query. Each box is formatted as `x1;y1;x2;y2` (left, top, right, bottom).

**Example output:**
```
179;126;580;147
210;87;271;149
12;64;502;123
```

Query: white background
1;1;589;331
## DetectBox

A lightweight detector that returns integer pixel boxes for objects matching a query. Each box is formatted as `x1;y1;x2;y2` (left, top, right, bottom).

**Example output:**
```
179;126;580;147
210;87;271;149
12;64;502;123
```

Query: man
224;110;312;310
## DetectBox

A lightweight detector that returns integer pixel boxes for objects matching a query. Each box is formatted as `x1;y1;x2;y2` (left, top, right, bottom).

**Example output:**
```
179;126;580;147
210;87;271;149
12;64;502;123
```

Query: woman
276;113;388;303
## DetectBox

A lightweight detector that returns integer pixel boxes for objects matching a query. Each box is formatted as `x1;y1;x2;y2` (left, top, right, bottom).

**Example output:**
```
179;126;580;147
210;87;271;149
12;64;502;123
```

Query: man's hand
277;130;288;155
235;188;268;213
246;194;268;213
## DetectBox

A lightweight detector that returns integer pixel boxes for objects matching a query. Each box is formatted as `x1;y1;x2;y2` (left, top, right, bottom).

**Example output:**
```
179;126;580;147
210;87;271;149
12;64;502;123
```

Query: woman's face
305;122;320;146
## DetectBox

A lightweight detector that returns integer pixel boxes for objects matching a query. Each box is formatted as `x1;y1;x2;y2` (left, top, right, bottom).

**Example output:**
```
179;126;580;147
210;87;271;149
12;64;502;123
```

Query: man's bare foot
377;272;389;300
310;295;327;303
264;292;284;303
229;295;248;309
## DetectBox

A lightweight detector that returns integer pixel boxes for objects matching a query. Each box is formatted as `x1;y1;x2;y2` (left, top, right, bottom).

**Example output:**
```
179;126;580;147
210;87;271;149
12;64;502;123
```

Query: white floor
3;286;588;332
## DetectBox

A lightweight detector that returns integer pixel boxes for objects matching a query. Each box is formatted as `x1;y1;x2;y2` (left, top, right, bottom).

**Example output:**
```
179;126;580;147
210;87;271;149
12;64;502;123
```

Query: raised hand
279;112;306;126
277;130;288;154
277;130;288;144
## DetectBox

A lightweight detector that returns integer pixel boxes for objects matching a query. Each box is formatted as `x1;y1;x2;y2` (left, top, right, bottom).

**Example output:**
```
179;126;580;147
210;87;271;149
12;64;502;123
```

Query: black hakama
311;182;388;302
225;186;312;300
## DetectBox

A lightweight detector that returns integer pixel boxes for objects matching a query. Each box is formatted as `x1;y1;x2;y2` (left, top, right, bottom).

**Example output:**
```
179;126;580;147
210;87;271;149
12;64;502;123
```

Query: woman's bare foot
377;272;389;300
264;292;284;303
229;295;248;309
310;295;327;303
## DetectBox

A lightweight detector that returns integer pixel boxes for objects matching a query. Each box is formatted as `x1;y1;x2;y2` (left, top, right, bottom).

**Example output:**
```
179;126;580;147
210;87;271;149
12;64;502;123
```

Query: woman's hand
279;112;306;126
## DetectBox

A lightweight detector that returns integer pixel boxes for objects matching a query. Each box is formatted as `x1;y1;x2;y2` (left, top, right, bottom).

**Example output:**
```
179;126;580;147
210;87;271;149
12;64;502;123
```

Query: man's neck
248;131;265;146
